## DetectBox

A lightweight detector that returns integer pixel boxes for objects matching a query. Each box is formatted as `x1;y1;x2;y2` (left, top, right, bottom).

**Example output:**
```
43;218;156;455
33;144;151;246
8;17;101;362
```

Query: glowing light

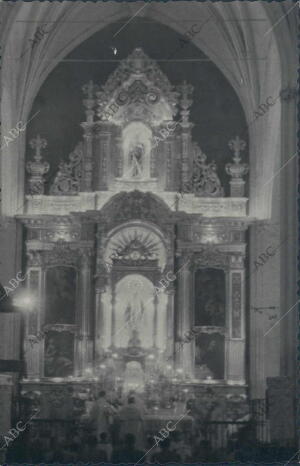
52;377;63;383
13;290;37;311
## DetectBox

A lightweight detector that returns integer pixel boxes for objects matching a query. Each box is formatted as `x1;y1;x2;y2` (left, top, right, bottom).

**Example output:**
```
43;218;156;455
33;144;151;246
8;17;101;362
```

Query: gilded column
163;138;172;191
227;254;246;383
115;131;123;177
175;252;193;377
97;123;113;190
94;226;108;361
95;279;106;362
76;248;93;375
181;130;191;185
81;124;94;191
81;80;98;191
24;252;43;379
111;282;116;348
166;288;175;363
178;81;194;186
153;293;158;348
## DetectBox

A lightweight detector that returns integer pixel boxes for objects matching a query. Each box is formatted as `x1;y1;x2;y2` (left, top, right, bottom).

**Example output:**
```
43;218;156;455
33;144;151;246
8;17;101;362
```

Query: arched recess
1;1;287;219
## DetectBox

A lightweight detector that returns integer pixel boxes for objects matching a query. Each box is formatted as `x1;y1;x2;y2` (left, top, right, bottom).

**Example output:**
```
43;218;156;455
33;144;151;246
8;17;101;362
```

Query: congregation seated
9;390;298;465
111;433;145;463
80;435;108;462
98;431;113;460
150;438;181;463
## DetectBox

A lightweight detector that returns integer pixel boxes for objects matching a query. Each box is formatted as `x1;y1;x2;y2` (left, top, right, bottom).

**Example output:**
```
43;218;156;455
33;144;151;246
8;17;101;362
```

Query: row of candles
22;350;215;384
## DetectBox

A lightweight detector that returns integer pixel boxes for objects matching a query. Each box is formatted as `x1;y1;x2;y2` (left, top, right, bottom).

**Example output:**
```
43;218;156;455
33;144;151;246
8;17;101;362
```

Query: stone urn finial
226;136;249;197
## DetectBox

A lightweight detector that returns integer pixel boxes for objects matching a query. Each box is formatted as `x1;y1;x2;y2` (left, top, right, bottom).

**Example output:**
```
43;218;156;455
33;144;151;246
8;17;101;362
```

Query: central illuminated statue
129;143;144;179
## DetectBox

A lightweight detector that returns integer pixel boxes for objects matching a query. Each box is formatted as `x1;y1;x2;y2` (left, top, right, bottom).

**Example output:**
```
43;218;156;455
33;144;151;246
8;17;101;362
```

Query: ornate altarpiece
20;48;250;421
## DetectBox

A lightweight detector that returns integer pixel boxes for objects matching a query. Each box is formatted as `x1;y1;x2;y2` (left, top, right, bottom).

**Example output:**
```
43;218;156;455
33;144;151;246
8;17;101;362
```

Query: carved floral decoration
192;143;224;197
50;143;83;195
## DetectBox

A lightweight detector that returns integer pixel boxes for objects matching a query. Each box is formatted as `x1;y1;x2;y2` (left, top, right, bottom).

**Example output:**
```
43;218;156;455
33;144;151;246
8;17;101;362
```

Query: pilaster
175;252;193;377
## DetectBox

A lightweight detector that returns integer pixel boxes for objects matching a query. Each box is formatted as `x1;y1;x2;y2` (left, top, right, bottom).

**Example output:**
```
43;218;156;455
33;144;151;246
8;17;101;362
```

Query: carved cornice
176;219;248;245
193;249;230;268
43;324;78;334
19;216;81;229
20;215;96;243
176;246;246;270
26;242;94;268
43;245;79;267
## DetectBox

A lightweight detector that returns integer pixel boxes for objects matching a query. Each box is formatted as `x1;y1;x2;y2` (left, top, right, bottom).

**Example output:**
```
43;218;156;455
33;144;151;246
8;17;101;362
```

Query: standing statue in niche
129;143;144;179
128;329;142;348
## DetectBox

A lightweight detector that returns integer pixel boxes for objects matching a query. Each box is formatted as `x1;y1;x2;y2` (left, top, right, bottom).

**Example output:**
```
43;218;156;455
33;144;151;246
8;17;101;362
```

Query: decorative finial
82;80;96;100
226;136;248;197
29;134;47;161
26;135;49;194
177;81;194;127
228;136;246;163
82;80;99;123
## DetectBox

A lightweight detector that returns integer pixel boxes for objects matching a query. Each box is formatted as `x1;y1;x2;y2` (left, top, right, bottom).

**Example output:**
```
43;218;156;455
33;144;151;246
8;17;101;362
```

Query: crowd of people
5;389;297;464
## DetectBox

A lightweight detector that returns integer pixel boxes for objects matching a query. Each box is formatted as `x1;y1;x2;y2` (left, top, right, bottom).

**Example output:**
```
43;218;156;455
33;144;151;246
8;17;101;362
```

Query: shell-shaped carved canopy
100;190;173;226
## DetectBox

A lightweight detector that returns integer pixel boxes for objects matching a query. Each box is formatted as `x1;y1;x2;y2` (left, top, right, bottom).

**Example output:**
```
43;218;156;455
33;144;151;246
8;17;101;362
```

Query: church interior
0;1;298;463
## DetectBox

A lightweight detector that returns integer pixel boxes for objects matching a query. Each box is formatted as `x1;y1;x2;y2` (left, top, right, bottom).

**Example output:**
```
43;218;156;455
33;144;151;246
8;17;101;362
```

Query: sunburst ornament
111;229;159;262
105;225;167;270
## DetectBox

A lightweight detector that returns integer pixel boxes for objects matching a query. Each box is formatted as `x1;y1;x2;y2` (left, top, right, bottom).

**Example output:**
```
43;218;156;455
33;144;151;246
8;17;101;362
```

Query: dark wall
26;18;248;194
